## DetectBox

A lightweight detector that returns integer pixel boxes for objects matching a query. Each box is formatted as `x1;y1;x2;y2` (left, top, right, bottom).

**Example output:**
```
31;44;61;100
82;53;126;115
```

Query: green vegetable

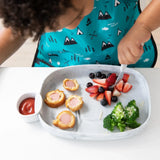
103;100;141;132
126;121;141;129
117;122;126;132
103;114;116;131
124;100;139;121
111;102;125;123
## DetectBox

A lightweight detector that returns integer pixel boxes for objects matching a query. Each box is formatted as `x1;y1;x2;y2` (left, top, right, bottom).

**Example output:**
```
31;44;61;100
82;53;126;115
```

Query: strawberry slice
93;79;107;86
122;82;132;93
104;90;111;105
115;80;124;92
106;73;117;86
122;74;130;83
90;93;99;98
96;93;104;101
97;84;108;89
113;88;121;97
85;85;99;93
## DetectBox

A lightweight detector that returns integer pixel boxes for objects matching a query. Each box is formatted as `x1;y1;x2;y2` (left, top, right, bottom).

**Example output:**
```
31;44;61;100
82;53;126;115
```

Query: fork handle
120;64;127;72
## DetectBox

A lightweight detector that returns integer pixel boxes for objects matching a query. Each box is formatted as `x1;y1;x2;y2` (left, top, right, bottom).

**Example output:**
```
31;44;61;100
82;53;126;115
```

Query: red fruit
106;73;117;86
104;90;111;105
96;93;104;101
115;80;124;92
122;74;130;83
122;82;132;93
113;88;121;97
97;84;109;89
93;79;107;86
85;85;99;93
90;93;99;98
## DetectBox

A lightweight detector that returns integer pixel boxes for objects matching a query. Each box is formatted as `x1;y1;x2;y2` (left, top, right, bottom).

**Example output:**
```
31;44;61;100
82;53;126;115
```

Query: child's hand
118;22;151;65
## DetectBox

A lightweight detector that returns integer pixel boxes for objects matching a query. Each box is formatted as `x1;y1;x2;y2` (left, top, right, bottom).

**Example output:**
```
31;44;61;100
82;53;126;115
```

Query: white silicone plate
39;65;151;140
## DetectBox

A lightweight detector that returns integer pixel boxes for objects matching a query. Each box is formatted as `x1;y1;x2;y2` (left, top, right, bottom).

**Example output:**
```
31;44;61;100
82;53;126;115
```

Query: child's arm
118;0;160;65
0;27;26;64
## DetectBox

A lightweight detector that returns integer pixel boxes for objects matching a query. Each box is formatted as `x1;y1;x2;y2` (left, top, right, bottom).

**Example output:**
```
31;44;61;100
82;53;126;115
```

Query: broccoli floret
117;122;126;132
103;100;141;132
126;121;141;129
124;100;140;129
111;102;125;123
103;114;116;131
124;100;139;122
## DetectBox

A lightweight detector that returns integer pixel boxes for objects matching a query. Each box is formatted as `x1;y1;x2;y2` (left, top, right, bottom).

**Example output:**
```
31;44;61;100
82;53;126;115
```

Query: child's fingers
123;49;138;64
118;48;131;64
129;44;144;58
118;46;142;64
118;52;126;64
139;44;144;55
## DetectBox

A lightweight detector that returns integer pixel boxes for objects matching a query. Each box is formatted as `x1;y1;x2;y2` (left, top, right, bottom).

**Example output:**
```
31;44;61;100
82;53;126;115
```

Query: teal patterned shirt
33;0;157;67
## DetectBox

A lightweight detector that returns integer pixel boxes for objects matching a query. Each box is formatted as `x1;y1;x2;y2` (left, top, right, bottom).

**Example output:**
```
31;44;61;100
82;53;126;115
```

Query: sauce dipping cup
16;92;42;123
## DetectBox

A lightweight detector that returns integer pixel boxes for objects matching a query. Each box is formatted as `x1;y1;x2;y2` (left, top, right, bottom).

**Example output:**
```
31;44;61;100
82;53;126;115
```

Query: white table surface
0;67;160;160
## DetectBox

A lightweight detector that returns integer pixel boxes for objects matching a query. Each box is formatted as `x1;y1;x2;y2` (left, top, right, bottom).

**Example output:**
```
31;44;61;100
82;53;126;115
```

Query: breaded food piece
65;95;83;112
53;110;76;129
63;79;79;91
45;89;65;108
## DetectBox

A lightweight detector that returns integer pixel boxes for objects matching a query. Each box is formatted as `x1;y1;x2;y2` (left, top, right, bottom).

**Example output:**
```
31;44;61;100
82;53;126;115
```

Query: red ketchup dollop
19;98;35;115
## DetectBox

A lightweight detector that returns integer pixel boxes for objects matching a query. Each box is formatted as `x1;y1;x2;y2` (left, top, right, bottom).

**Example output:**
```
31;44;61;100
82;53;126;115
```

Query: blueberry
111;96;118;102
96;71;102;78
98;86;105;93
101;74;106;79
89;73;95;79
107;87;114;92
86;82;93;88
100;99;108;106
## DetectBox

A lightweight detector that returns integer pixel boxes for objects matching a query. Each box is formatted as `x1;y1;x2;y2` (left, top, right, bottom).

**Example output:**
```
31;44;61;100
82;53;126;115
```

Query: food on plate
115;80;124;92
53;110;76;129
106;73;117;86
103;100;140;132
124;100;140;128
112;88;121;97
89;71;108;79
85;72;133;106
44;89;65;108
103;114;116;131
19;98;35;115
96;71;102;78
122;82;132;93
85;85;99;93
65;95;83;112
104;90;112;105
63;79;79;91
111;96;118;102
89;72;96;79
89;93;99;98
122;73;130;83
86;82;93;88
96;93;105;101
100;98;108;106
98;86;105;93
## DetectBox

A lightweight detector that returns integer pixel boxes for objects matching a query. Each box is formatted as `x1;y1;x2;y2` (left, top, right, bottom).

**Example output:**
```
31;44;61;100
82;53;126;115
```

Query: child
0;0;158;67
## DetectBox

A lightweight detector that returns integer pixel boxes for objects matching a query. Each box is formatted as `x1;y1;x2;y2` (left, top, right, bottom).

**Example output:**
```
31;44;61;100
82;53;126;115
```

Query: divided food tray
39;65;151;140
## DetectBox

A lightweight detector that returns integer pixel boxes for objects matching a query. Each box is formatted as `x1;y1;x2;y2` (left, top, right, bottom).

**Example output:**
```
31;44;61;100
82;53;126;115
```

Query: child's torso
33;0;156;67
